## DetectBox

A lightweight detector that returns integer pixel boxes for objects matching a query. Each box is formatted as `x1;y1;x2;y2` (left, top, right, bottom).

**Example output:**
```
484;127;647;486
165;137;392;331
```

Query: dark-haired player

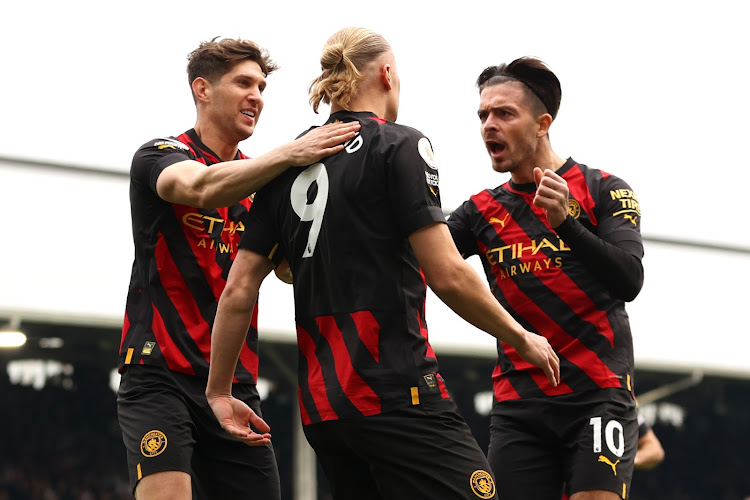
447;57;644;500
205;28;559;500
116;37;359;500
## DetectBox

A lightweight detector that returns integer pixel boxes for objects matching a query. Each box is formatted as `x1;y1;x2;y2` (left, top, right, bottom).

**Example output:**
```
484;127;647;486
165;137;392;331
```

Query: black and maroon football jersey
240;110;450;424
119;129;259;383
448;158;642;403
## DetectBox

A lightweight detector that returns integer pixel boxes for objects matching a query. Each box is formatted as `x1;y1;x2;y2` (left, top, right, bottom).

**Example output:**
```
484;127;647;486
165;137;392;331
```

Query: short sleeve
447;201;481;259
130;137;193;193
238;184;285;266
383;127;445;237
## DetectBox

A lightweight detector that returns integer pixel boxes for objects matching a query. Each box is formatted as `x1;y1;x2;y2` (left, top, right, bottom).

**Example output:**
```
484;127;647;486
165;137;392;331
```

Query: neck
510;143;566;184
331;95;387;121
193;121;240;162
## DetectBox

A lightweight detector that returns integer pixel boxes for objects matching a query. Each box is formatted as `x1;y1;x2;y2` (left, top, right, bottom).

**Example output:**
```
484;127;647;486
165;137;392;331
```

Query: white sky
3;0;749;246
2;1;749;377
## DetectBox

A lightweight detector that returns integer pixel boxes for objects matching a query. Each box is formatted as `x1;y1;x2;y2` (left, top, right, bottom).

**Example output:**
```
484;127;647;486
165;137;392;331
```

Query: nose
482;113;500;134
247;87;264;109
481;119;495;138
247;87;262;102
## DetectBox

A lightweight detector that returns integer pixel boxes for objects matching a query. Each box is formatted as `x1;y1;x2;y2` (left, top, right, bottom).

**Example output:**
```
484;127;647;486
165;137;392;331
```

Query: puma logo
489;213;510;228
598;455;620;476
623;214;638;226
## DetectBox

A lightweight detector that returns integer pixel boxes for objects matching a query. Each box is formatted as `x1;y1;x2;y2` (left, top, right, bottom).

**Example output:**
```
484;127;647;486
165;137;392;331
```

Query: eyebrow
233;73;266;84
478;103;515;115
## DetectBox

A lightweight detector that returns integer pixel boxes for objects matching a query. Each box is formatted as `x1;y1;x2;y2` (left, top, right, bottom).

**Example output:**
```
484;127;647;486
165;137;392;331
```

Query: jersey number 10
589;416;625;457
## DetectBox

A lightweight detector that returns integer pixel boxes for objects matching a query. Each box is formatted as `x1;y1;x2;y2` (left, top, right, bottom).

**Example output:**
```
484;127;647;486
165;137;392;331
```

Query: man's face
477;82;542;175
206;59;267;143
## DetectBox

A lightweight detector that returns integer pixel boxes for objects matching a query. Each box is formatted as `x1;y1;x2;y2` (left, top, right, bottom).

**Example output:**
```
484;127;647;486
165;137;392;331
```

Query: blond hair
308;27;391;114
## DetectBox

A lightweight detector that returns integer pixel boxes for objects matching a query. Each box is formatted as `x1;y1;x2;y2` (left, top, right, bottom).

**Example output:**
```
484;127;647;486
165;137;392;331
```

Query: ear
537;113;553;138
381;64;393;91
191;77;211;103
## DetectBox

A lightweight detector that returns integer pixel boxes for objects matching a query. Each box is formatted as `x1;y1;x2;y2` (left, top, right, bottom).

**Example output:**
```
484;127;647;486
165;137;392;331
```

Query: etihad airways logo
485;236;570;266
182;212;245;254
183;213;245;235
485;236;569;279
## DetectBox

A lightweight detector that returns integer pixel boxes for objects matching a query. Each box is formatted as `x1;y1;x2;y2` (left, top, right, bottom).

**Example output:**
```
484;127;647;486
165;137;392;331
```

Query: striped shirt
119;129;259;383
448;158;642;403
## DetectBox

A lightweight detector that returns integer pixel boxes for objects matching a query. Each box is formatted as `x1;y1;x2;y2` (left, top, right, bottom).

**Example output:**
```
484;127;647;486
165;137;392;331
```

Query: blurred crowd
0;365;129;500
1;362;749;500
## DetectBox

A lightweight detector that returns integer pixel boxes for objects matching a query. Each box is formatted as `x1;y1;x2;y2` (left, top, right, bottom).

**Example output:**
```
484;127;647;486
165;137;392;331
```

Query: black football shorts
488;388;638;500
116;364;280;499
303;397;498;500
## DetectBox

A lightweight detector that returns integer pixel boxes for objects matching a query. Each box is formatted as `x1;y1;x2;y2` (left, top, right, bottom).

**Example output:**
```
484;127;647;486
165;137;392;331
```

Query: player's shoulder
131;135;192;182
469;182;512;203
569;158;623;181
379;119;427;142
136;136;190;154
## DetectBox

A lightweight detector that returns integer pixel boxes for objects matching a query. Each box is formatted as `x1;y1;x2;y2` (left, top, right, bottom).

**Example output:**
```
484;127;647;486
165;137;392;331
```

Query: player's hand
274;258;293;284
207;394;272;446
515;330;561;387
533;167;569;228
285;121;361;166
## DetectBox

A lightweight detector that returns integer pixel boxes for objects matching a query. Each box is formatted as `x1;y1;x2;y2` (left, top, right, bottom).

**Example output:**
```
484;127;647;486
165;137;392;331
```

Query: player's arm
206;248;275;446
446;202;482;259
409;222;560;387
532;167;643;302
157;121;360;208
634;428;665;470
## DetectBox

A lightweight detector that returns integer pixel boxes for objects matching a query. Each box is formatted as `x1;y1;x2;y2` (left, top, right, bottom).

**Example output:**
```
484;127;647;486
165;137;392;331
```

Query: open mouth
487;141;506;156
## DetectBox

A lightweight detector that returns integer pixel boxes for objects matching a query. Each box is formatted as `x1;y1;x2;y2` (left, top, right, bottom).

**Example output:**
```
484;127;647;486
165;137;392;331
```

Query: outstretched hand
274;258;293;284
533;167;569;228
514;330;561;387
287;121;361;166
208;394;272;446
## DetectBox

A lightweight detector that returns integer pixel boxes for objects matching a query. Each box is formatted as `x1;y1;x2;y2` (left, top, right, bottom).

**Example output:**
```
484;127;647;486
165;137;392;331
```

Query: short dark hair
187;37;278;89
476;57;561;119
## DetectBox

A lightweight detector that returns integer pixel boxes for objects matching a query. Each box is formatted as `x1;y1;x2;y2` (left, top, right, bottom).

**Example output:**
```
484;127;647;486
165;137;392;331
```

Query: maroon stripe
119;313;130;353
416;270;437;360
236;304;259;381
492;364;521;401
350;311;380;363
298;387;312;426
154;233;212;364
473;192;621;391
171;204;237;304
315;316;381;417
297;326;338;421
565;163;598;226
151;303;193;374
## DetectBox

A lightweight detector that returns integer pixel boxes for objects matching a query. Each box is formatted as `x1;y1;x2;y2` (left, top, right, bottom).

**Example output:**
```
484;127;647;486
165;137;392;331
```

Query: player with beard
447;57;644;500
